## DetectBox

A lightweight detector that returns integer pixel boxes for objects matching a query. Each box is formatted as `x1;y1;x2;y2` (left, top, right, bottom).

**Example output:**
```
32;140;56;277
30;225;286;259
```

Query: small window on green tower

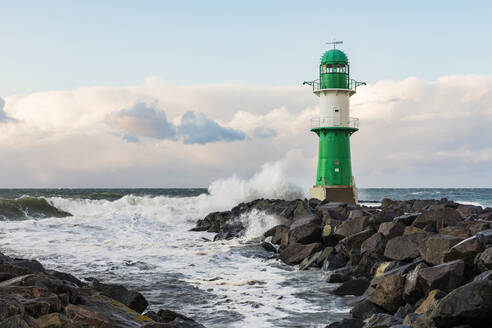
321;65;326;74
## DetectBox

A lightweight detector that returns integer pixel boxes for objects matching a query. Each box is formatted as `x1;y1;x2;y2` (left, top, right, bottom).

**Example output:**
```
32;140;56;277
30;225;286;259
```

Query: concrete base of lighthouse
309;185;358;205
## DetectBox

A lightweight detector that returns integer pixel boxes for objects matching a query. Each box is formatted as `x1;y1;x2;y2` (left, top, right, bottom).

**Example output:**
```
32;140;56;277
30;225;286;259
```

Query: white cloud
1;75;492;187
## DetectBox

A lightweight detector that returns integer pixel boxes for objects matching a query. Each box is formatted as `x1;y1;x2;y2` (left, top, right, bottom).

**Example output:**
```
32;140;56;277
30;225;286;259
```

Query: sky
0;1;491;188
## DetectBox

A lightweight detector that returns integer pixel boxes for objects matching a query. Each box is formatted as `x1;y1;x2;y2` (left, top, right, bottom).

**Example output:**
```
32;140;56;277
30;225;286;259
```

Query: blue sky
0;1;491;188
1;1;491;96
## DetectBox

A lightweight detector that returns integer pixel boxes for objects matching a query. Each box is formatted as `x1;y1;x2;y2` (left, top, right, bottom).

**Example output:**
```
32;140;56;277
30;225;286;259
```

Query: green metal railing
302;78;366;92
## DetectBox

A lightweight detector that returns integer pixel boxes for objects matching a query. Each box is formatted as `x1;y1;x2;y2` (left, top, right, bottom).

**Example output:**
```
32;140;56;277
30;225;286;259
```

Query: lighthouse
303;41;365;204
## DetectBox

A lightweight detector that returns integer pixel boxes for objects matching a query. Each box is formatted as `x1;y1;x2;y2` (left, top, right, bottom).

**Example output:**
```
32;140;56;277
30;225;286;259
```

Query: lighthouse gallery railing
311;117;359;129
302;79;366;92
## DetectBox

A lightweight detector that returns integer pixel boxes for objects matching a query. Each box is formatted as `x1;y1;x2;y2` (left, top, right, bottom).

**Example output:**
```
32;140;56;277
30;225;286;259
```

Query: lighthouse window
334;168;340;173
321;65;326;73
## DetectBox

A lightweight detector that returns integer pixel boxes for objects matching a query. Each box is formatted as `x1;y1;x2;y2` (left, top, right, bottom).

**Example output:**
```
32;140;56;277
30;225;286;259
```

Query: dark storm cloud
107;103;245;144
178;111;245;144
106;102;177;142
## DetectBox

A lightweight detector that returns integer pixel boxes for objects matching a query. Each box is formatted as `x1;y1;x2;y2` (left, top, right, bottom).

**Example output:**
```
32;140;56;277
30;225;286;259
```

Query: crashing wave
0;196;72;220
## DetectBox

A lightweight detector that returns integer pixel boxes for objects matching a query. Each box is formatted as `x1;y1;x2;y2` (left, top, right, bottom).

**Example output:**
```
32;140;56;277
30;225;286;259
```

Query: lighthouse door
332;106;341;126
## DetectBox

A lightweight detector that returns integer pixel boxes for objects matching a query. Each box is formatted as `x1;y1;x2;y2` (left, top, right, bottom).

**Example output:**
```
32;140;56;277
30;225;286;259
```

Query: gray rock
350;298;385;320
364;313;402;328
332;279;369;296
384;233;428;262
428;279;492;327
279;243;323;265
418;260;465;293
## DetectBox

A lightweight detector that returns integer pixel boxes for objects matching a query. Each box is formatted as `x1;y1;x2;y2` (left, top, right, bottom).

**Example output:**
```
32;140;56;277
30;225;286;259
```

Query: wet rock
340;229;374;257
335;216;370;239
364;313;402;328
65;295;154;328
415;289;446;315
418;260;465;293
91;280;148;313
287;223;322;245
290;215;322;230
456;204;483;217
418;234;463;266
475;229;492;245
316;247;335;266
475;247;492;272
261;241;277;253
278;243;323;265
354;253;386;279
361;233;386;255
325;318;364;328
393;213;419;226
403;262;427;304
378;222;405;240
368;271;405;312
412;208;461;231
325;266;354;283
0;314;40;328
350;298;385;320
384;233;428;262
428;279;492;327
322;252;347;271
263;225;289;245
443;236;485;272
438;226;471;239
468;221;491;235
299;250;322;270
332;279;369;297
321;225;340;246
395;303;415;319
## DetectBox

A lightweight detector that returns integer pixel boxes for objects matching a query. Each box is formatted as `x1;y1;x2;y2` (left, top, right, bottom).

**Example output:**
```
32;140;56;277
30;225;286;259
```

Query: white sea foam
0;164;344;327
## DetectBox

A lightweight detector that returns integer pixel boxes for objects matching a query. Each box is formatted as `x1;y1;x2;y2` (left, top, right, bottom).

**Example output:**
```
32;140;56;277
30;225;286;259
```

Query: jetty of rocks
193;197;492;328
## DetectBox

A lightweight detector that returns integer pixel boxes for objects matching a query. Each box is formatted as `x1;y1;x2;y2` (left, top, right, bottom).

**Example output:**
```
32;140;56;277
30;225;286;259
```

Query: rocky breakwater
0;253;206;328
193;197;492;328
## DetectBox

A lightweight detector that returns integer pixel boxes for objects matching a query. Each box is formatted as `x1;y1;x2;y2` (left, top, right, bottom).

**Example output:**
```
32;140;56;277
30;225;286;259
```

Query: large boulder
384;233;428;262
332;279;369;297
278;243;323;265
403;262;428;304
340;229;374;257
325;266;354;283
393;213;419;226
350;298;385;320
263;225;289;245
368;271;405;312
418;234;463;266
476;247;492;272
438;226;471;239
414;289;446;314
335;216;370;239
364;313;403;328
325;318;364;328
456;204;483;217
378;222;405;240
443;236;485;272
361;233;386;255
428;279;492;327
287;223;322;245
418;260;465;293
91;280;148;314
476;229;492;245
412;209;461;231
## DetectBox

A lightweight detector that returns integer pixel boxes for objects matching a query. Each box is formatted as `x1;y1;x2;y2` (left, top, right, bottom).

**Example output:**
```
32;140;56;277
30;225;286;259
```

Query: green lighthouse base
309;185;358;204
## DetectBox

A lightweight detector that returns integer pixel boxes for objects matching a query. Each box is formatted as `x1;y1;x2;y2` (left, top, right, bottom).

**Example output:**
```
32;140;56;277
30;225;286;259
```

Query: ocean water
0;168;491;327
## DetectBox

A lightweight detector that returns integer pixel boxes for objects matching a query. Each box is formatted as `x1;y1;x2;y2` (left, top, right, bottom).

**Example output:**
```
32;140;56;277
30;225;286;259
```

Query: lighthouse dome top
321;49;348;65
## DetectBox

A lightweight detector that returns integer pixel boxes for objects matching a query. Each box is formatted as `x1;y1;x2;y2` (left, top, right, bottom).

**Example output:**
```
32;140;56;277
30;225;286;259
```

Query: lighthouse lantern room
303;41;365;204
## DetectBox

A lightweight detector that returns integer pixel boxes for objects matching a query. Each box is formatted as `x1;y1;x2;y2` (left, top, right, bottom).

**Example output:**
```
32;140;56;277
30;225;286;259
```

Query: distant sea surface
0;187;490;327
